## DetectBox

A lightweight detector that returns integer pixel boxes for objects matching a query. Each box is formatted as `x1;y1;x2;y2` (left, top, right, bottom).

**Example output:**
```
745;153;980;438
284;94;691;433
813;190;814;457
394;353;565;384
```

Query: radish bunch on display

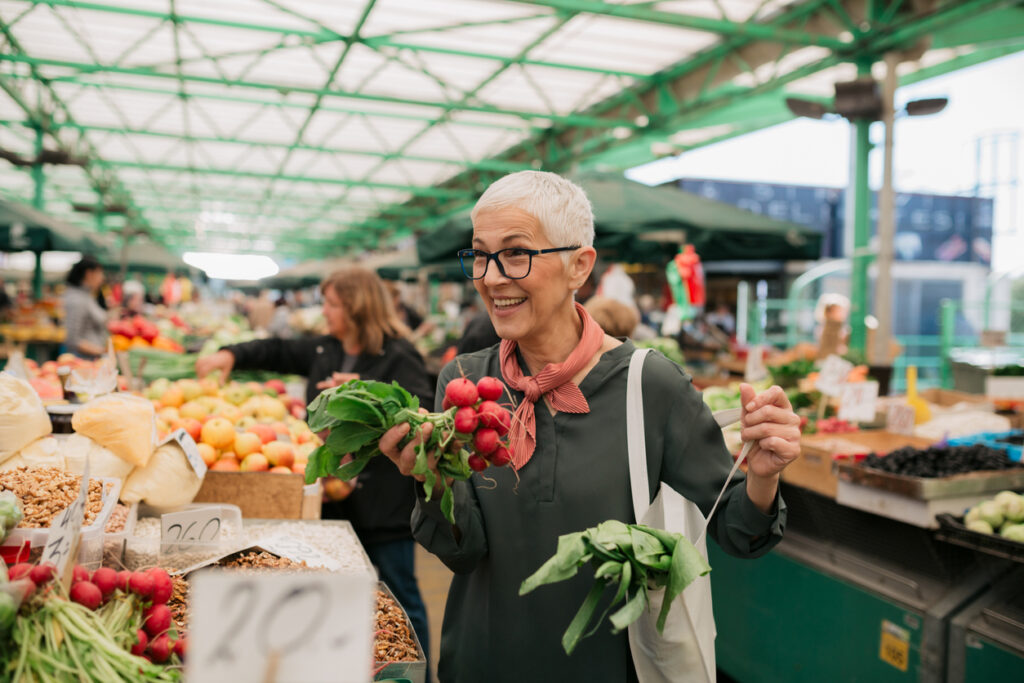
1;562;183;681
305;375;515;523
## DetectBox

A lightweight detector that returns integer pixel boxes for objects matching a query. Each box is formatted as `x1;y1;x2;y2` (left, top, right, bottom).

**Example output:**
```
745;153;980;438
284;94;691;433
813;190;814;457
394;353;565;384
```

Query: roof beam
0;54;632;128
500;0;849;49
0;120;530;173
86;159;476;198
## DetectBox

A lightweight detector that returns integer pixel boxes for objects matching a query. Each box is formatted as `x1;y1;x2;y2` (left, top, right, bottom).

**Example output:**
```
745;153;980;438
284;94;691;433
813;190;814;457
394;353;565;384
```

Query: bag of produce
61;434;135;482
121;441;202;509
0;373;53;463
0;437;65;473
72;393;157;468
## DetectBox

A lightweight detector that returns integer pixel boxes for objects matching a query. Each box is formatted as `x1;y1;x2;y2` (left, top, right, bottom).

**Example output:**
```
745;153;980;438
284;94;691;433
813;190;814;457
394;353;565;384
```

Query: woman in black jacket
196;266;432;658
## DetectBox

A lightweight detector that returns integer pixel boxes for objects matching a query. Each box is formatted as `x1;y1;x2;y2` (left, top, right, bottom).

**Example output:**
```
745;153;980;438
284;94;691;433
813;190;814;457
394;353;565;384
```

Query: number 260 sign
188;571;375;683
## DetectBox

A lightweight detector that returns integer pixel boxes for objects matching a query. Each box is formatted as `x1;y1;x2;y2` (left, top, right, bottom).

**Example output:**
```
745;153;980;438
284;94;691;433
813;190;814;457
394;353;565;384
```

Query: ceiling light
182;252;279;280
904;97;948;117
612;126;632;140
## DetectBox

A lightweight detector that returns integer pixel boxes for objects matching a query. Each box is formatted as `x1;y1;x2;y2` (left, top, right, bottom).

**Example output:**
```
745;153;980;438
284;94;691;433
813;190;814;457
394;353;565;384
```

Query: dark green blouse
413;341;786;682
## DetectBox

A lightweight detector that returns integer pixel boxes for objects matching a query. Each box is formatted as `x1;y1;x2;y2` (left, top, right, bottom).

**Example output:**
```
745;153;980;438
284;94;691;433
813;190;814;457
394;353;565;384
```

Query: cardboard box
917;388;991;407
192;472;322;519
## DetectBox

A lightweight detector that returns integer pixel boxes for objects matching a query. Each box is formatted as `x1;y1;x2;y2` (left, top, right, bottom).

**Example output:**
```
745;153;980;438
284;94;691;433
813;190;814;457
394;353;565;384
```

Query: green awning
99;238;185;274
0;198;107;254
417;172;822;265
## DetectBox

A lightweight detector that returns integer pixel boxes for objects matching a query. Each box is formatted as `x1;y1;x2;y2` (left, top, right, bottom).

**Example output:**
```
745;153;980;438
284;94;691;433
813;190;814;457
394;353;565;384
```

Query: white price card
838;381;879;423
42;459;90;587
188;570;375;683
815;355;854;397
886;403;916;436
257;534;342;572
162;428;207;479
161;507;223;555
744;345;768;383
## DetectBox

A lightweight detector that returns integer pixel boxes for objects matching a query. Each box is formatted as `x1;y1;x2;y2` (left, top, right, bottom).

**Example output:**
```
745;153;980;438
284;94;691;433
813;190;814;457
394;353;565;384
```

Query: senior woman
381;172;801;682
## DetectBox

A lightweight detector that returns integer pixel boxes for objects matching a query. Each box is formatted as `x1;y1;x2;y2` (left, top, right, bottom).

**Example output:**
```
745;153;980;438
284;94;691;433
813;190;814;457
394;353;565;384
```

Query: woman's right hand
195;350;235;380
379;417;452;496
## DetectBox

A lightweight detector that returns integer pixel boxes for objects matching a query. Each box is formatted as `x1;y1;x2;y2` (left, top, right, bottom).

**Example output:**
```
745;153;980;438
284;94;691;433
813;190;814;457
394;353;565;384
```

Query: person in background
0;277;11;320
583;295;639;338
706;301;736;337
63;255;109;359
121;280;146;317
386;280;434;342
247;290;275;332
194;267;432;660
266;297;293;339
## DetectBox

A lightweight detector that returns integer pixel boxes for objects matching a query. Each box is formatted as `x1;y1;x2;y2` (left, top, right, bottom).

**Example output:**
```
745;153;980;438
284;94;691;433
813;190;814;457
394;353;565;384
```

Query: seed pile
219;551;310;571
862;444;1019;478
0;466;105;527
167;575;189;636
374;591;421;663
105;503;130;533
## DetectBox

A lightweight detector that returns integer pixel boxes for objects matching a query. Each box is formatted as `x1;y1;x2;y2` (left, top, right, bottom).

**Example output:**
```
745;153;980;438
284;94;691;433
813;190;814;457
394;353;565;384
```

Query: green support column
848;62;874;356
31;126;45;300
940;299;956;389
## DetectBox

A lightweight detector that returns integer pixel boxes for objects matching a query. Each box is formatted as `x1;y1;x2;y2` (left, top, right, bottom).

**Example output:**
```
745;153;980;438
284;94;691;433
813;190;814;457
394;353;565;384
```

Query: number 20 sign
187;571;375;683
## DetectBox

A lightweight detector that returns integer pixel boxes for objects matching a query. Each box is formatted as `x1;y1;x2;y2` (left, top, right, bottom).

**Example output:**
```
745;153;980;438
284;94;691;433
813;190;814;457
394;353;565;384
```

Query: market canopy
0;197;107;253
98;236;185;274
417;172;822;265
0;0;1020;259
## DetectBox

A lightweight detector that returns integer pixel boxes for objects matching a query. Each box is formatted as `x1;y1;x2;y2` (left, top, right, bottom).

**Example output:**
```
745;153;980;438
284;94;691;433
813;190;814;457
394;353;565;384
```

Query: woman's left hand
738;383;801;480
316;372;360;390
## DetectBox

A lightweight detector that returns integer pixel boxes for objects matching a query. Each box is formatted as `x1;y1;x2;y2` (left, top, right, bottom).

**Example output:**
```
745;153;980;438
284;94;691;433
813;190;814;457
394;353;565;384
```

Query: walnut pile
375;590;421;663
167;575;189;636
0;466;105;528
219;551;311;571
105;503;130;533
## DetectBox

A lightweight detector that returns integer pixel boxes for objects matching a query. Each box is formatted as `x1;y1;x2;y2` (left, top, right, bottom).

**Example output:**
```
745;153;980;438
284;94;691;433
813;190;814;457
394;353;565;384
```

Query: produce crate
192;471;322;519
374;581;426;683
935;513;1024;564
789;431;936;499
1;477;122;569
836;464;1024;528
949;430;1024;462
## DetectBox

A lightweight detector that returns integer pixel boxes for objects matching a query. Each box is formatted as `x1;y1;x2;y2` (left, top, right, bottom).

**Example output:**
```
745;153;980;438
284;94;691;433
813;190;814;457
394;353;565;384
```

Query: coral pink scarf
499;302;605;470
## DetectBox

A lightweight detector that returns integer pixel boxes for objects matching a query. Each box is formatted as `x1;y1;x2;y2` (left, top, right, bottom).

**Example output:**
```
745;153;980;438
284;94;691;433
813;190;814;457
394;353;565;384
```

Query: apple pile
108;316;184;353
19;354;128;400
145;377;319;474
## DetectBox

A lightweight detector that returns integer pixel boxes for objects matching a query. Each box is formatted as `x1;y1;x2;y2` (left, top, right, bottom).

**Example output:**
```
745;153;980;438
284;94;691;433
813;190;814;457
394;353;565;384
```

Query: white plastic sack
0;373;53;463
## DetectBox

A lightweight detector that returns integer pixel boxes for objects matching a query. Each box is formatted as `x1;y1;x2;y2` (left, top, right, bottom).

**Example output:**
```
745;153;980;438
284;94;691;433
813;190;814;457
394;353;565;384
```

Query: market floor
416;544;452;682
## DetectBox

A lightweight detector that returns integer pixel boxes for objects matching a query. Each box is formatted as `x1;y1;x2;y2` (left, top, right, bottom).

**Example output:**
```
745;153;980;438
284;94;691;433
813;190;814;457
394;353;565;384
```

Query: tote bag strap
626;348;653;523
627;347;749;539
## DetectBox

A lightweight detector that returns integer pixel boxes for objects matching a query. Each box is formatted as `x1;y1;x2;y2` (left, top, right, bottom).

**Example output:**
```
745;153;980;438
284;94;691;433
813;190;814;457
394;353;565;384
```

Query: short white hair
471;171;595;249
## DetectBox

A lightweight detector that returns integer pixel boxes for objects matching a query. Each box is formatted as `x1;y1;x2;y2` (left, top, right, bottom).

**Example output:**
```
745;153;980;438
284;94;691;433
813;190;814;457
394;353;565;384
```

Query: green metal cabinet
947;566;1024;683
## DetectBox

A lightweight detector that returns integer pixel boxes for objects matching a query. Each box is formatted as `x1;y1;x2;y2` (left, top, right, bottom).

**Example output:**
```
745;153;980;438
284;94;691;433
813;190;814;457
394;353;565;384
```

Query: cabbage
978;500;1005;529
966;519;994;535
1000;523;1024;544
964;506;982;524
994;490;1024;523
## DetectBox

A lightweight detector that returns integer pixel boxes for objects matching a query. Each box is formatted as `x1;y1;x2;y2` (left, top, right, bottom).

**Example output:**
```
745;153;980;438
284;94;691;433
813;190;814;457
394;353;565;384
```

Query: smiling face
321;286;348;340
472;206;595;350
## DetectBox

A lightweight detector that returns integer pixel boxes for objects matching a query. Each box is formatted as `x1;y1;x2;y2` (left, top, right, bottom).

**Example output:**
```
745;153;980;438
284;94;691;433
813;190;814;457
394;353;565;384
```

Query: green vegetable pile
519;520;711;655
0;491;22;543
964;490;1024;542
633;338;686;367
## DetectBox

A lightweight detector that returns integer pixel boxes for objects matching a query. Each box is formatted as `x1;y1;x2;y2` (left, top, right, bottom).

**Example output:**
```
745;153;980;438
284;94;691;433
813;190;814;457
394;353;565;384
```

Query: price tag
815;355;854;397
162;429;207;479
161;507;223;555
188;570;375;683
838;381;879;423
256;535;342;572
744;345;768;383
886;404;916;436
878;620;910;671
42;459;90;587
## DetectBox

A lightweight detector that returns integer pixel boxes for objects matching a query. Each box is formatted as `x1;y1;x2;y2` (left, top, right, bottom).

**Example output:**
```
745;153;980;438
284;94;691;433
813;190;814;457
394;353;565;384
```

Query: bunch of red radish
441;375;514;471
7;562;186;663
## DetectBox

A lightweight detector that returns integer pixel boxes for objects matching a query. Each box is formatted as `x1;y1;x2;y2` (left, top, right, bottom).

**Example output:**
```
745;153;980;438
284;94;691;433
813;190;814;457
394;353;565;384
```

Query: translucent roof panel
0;0;1014;257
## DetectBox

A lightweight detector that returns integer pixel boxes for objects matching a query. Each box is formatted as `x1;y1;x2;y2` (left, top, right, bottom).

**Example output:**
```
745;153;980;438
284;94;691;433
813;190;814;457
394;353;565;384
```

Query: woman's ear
569;247;597;290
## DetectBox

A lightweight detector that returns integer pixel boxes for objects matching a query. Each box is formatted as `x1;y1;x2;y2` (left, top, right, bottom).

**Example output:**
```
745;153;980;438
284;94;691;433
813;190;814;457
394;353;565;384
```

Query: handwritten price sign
838;381;879;423
744;345;768;383
42;460;90;587
188;571;375;683
886;404;916;436
257;535;342;572
161;507;223;555
815;355;854;397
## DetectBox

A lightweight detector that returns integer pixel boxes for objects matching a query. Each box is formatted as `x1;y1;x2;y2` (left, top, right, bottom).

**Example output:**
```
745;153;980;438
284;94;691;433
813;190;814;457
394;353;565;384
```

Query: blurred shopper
195;267;432;658
583;295;639;338
267;297;293;339
120;280;146;317
706;301;736;337
386;280;434;342
63;255;109;359
248;290;275;331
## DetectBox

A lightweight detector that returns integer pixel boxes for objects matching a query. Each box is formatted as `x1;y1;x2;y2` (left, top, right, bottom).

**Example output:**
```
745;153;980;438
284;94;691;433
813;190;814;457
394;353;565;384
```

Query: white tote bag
625;348;718;683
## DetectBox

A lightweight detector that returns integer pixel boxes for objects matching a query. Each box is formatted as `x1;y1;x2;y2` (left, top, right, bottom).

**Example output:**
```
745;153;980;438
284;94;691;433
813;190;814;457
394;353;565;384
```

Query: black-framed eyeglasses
457;246;580;280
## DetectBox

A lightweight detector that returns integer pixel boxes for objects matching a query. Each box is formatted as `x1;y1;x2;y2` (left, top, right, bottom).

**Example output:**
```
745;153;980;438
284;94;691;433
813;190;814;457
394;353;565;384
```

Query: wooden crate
192;472;322;519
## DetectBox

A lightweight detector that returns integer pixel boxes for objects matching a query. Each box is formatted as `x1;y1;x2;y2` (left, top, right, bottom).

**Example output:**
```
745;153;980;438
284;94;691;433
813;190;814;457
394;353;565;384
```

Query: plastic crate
949;430;1023;462
1;477;122;569
102;501;138;568
936;513;1024;564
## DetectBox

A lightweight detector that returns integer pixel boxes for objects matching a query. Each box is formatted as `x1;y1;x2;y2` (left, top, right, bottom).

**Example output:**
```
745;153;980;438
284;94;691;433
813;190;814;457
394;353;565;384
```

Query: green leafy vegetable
520;522;711;654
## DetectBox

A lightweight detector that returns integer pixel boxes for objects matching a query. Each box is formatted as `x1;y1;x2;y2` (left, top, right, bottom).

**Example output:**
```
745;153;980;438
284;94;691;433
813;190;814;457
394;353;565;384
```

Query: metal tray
837;463;1024;500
